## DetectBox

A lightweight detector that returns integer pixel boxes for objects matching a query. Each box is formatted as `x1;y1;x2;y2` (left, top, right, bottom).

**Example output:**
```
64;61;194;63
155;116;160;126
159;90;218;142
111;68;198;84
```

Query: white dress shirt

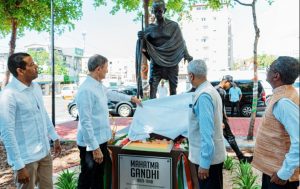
76;76;132;151
0;77;59;170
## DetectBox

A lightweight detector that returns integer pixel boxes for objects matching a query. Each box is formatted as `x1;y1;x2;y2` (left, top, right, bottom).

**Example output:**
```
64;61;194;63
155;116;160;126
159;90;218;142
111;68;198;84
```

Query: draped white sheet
128;92;194;141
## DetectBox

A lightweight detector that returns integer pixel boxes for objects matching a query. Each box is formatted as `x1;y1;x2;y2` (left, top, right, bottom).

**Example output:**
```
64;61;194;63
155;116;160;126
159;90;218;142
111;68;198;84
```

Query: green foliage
54;169;78;189
28;49;68;76
257;54;277;68
232;162;260;189
223;156;234;170
233;54;277;70
0;0;83;38
93;0;225;22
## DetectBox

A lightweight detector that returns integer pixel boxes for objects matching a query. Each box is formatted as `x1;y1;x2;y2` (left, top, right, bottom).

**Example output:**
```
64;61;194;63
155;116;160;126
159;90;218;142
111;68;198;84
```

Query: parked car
211;80;267;117
68;86;137;118
61;85;77;100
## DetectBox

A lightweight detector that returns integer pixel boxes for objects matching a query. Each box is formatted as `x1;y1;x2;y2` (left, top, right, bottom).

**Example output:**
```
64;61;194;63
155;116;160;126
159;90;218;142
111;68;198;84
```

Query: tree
0;0;83;86
257;54;276;68
230;0;273;140
27;49;69;83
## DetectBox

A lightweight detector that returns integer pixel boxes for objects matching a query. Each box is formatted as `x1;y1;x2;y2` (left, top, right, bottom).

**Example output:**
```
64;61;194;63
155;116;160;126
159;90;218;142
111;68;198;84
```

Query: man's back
229;87;241;102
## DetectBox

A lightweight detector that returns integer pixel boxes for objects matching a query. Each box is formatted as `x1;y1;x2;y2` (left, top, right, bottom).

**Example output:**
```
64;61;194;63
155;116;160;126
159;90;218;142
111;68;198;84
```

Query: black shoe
239;156;253;163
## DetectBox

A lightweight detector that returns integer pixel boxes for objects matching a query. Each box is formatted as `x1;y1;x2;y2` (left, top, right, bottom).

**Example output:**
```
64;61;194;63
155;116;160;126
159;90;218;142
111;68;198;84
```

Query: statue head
152;0;166;21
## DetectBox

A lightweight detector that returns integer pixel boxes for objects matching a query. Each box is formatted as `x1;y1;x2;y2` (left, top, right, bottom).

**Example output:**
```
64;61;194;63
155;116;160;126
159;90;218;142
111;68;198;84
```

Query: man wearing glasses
252;56;299;189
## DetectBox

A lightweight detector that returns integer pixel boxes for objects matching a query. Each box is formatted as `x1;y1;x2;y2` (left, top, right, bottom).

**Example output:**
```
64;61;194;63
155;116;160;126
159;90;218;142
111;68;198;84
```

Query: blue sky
0;0;298;60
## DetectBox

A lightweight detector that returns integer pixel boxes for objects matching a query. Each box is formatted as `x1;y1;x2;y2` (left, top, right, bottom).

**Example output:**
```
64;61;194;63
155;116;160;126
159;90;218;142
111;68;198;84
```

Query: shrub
223;156;234;170
232;162;260;189
54;169;78;189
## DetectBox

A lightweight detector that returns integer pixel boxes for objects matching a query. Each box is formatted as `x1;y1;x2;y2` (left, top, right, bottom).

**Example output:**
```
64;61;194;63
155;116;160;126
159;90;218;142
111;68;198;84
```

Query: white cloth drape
128;93;194;141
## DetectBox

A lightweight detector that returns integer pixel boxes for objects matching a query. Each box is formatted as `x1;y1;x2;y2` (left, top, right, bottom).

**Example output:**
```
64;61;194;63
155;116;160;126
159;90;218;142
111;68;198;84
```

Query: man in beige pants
0;52;61;189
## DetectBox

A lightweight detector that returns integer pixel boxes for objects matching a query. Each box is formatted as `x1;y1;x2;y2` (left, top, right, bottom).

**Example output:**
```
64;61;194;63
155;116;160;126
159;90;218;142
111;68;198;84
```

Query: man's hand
53;139;61;157
270;172;287;185
92;148;103;164
184;55;193;63
138;31;145;39
131;96;143;107
198;167;209;180
17;167;30;184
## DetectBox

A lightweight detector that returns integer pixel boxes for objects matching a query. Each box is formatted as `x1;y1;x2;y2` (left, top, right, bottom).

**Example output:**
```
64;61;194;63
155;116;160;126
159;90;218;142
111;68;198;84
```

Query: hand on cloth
131;96;143;107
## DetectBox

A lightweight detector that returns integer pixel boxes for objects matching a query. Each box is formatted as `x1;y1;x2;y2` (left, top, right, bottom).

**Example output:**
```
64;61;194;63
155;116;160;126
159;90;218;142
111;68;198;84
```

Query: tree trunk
247;0;260;140
2;19;18;86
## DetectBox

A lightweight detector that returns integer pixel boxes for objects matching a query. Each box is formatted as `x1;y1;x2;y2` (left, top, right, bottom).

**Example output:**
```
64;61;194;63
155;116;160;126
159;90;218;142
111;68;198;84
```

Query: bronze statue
137;0;193;99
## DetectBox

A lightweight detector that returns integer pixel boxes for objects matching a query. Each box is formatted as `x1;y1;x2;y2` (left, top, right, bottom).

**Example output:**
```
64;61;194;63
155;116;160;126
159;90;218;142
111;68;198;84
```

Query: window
201;37;208;43
201;17;206;21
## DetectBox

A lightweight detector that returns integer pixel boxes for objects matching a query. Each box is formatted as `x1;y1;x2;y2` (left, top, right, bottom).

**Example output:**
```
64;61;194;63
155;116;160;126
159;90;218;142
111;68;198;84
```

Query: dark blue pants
262;174;299;189
195;162;223;189
77;143;111;189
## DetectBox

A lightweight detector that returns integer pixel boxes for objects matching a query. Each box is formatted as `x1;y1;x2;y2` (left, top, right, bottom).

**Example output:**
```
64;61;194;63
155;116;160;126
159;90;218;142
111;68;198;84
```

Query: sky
0;0;298;60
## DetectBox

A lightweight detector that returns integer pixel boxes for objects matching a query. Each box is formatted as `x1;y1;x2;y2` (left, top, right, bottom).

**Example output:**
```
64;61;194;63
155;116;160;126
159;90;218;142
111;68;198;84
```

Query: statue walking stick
135;15;144;99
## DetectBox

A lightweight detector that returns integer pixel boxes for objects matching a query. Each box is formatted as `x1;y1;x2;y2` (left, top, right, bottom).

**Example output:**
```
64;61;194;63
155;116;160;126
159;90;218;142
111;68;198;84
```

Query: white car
61;85;77;100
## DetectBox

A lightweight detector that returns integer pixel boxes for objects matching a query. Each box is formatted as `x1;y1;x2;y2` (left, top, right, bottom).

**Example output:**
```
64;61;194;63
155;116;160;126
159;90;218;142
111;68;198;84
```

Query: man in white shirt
157;80;168;98
0;52;61;189
76;54;142;189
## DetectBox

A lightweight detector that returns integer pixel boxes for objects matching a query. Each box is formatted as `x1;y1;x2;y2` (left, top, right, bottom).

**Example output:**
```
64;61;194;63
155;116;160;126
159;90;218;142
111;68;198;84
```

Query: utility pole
82;32;86;55
51;0;56;126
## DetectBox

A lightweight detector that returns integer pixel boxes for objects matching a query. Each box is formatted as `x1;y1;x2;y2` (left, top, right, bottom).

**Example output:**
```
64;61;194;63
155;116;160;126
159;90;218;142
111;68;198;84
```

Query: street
43;95;74;124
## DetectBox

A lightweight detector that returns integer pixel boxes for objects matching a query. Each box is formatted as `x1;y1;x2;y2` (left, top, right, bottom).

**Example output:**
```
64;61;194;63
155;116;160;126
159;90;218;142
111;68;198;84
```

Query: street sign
118;154;172;189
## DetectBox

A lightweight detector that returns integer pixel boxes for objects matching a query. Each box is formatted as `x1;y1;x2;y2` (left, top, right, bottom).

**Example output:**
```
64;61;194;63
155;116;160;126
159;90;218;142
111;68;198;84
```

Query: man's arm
76;90;99;151
44;104;59;141
0;92;24;170
228;88;232;101
196;93;215;169
273;98;299;180
239;88;242;101
183;47;193;63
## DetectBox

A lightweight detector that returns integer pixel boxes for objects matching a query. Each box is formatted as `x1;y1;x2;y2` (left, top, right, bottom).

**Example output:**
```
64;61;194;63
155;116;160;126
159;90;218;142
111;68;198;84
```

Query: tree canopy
93;0;227;22
0;0;83;38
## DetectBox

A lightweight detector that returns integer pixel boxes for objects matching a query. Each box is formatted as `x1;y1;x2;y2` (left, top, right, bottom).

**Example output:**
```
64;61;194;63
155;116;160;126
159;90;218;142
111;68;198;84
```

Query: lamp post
82;32;86;55
50;0;55;126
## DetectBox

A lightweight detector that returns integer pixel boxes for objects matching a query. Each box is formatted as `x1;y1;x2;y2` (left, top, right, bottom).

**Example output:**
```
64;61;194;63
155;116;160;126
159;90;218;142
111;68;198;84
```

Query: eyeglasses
266;66;278;73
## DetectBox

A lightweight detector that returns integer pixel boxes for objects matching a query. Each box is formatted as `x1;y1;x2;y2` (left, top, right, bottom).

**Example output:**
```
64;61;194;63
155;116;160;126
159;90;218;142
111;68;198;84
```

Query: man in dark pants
188;60;226;189
215;75;252;163
76;54;142;188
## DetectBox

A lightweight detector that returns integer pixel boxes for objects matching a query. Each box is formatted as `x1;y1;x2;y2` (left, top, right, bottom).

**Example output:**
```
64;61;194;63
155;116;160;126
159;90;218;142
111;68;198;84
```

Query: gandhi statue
137;0;193;99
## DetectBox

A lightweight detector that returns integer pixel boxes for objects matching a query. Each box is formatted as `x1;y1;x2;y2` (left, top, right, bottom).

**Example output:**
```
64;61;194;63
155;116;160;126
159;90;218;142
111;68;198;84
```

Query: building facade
181;4;234;71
